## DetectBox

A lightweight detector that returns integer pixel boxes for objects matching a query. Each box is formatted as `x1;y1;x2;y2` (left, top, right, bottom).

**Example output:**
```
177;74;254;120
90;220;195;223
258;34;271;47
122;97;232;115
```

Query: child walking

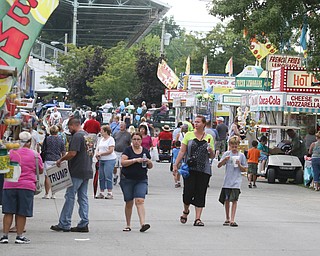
217;136;248;227
172;141;181;188
247;140;260;188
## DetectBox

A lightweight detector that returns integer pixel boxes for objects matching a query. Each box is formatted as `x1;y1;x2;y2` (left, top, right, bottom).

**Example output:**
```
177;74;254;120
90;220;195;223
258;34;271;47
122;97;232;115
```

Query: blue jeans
312;157;320;183
58;177;89;229
99;159;116;191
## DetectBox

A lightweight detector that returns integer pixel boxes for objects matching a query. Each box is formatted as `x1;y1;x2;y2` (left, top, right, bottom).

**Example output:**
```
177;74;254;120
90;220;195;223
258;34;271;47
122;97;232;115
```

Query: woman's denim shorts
119;176;148;202
2;189;34;217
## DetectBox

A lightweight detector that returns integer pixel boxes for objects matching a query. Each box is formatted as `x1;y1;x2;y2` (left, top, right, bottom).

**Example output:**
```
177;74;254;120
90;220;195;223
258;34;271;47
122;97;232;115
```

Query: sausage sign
46;161;72;194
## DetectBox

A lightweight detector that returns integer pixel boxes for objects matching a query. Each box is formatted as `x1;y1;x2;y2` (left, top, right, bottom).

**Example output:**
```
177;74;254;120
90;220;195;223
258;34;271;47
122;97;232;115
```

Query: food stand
272;67;320;136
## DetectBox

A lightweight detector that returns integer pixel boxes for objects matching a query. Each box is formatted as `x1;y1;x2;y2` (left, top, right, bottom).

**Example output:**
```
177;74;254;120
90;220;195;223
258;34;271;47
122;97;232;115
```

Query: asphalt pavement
1;161;320;256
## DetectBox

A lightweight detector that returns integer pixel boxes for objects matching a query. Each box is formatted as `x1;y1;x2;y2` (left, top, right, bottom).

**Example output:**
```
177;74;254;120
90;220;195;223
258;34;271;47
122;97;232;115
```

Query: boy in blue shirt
172;141;181;188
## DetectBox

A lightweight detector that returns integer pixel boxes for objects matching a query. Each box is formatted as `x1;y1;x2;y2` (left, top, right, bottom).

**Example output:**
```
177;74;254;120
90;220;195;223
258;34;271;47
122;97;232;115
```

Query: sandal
122;227;131;232
140;224;150;232
180;210;189;224
223;220;230;226
230;222;238;227
193;219;204;227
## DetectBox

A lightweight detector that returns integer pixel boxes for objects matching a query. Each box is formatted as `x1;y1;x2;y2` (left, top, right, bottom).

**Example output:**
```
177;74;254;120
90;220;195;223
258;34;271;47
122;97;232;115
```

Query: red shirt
158;131;172;141
84;119;101;134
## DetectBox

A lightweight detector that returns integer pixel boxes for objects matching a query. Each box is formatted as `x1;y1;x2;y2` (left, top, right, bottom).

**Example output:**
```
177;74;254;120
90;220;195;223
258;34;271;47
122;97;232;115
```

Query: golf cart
256;125;303;184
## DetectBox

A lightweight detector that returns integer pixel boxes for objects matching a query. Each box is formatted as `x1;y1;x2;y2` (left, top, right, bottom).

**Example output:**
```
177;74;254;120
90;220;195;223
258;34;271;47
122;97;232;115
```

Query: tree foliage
209;0;320;70
135;45;166;107
88;42;139;106
44;45;106;107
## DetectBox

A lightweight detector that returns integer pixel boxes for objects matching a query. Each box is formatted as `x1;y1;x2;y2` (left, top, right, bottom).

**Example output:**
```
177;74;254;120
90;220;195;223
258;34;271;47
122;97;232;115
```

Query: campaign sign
46;162;72;194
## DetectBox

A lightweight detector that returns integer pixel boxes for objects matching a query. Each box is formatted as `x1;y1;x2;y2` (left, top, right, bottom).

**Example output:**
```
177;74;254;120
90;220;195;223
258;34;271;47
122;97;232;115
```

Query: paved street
1;161;320;256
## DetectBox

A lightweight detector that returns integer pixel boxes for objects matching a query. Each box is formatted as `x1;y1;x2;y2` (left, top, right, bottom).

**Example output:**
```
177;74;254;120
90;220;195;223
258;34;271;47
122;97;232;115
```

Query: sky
163;0;221;33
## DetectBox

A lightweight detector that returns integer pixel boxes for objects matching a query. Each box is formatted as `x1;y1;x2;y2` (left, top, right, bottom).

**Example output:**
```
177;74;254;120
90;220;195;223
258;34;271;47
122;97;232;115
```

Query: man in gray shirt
51;118;93;233
216;117;229;160
113;122;131;185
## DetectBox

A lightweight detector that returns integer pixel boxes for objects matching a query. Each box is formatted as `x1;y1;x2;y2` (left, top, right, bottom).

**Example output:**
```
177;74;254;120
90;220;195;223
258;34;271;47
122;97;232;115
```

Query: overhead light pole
50;33;68;54
72;0;78;45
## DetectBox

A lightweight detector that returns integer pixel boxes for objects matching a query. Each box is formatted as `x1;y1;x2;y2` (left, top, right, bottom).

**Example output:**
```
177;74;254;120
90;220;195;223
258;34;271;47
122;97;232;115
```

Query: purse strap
34;151;40;182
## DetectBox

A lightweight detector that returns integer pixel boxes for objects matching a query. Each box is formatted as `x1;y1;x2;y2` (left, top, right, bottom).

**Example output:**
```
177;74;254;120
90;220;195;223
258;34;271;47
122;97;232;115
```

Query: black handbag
40;136;47;162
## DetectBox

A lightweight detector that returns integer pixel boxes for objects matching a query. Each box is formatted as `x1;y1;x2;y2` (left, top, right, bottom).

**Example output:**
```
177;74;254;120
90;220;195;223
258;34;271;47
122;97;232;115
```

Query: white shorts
115;151;122;168
44;161;56;176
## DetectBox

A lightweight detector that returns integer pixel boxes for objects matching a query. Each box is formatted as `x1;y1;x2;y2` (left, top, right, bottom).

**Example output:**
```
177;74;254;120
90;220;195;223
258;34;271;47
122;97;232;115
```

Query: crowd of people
1;100;319;244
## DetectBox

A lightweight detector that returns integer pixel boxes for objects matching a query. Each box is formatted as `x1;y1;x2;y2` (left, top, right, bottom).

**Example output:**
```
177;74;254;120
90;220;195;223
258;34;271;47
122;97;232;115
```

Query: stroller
157;140;172;162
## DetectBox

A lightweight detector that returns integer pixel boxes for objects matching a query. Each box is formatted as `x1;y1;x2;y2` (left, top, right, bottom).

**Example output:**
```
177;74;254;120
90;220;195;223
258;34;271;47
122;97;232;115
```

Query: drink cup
232;156;240;167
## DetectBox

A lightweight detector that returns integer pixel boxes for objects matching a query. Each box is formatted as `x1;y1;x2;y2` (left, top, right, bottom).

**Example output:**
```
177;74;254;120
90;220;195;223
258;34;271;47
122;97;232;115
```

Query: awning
35;87;68;93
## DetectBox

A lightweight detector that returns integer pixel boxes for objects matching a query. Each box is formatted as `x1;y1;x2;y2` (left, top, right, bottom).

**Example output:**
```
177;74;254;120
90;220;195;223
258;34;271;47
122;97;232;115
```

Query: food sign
273;67;320;93
286;94;320;109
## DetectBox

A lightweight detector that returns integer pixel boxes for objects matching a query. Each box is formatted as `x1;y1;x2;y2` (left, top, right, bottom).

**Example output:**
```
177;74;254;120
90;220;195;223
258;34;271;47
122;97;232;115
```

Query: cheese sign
286;94;320;109
46;161;72;194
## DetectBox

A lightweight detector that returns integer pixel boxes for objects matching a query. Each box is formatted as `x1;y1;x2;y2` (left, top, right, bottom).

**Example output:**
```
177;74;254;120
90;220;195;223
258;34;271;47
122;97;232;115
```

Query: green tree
209;0;320;71
135;46;166;107
88;42;139;106
44;45;106;107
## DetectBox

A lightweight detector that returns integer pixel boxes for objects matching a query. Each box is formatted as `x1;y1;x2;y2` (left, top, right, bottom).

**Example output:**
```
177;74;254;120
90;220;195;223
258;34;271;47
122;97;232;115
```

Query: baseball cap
217;117;224;122
91;112;97;117
19;131;32;143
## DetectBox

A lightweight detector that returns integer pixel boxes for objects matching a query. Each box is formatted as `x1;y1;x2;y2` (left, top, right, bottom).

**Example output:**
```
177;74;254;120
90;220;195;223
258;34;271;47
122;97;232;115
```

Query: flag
0;0;59;108
299;21;308;57
0;0;11;21
185;56;190;75
157;60;179;89
249;41;269;61
202;56;208;76
225;57;233;76
264;41;277;55
0;0;59;74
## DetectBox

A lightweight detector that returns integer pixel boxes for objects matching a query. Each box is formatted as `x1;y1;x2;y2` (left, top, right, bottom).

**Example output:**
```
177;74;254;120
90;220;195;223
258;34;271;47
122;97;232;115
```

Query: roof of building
44;0;170;48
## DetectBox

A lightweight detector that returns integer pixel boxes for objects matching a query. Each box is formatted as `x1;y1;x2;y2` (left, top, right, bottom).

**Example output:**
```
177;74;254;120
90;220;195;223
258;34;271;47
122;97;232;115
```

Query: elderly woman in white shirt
95;125;117;199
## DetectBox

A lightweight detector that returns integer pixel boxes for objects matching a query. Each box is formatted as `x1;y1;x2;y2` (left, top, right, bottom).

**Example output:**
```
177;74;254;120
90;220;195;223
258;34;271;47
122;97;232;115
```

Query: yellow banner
157;60;179;89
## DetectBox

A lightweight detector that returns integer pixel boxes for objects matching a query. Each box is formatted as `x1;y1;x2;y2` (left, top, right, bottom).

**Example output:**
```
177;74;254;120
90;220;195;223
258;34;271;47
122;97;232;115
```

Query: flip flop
223;220;230;226
140;224;150;232
122;227;131;232
230;222;238;227
9;227;26;233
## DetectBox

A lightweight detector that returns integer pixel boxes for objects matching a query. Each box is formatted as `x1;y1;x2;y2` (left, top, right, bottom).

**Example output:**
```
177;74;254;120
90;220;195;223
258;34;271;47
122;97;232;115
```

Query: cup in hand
232;156;240;167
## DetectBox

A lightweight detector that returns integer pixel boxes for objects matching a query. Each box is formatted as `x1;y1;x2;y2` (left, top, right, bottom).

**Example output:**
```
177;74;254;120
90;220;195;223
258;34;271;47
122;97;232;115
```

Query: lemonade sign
0;0;59;107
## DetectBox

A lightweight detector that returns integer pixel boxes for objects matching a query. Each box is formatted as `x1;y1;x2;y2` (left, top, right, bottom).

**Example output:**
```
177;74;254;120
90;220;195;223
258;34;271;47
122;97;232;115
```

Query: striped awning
285;107;320;113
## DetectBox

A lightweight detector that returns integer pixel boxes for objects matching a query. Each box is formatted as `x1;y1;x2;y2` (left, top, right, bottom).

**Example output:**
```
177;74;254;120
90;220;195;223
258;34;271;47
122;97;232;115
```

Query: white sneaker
42;195;50;199
15;236;30;244
0;235;8;244
51;194;56;199
105;193;113;199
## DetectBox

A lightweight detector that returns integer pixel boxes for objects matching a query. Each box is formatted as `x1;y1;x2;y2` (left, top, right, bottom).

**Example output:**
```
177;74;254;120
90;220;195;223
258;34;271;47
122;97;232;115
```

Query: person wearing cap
216;117;229;160
141;101;147;111
83;112;101;135
157;125;172;147
0;132;44;244
49;107;62;126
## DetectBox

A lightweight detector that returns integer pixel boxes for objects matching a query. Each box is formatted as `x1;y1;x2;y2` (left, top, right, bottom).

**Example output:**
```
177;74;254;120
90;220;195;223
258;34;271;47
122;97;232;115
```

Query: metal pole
160;22;165;56
72;0;78;45
64;33;68;54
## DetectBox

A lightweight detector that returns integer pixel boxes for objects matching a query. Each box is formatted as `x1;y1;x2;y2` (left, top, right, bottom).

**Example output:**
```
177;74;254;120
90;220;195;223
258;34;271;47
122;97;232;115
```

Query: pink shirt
4;148;43;191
